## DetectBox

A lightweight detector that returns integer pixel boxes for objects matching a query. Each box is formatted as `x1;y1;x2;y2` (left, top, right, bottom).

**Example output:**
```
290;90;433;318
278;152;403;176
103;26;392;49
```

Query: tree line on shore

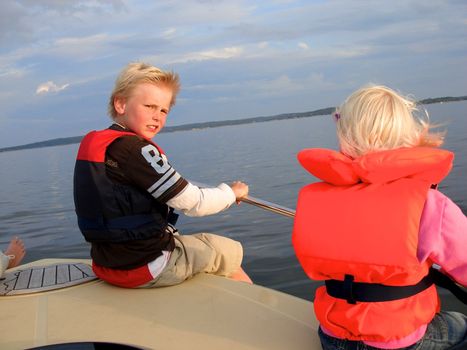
1;95;466;153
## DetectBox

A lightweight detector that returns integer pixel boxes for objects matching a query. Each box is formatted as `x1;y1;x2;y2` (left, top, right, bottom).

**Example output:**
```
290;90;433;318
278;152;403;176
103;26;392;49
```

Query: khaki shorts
139;233;243;288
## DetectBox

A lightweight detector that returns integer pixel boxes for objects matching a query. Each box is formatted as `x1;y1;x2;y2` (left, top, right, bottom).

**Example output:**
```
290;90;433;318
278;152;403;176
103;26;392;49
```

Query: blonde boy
74;62;250;288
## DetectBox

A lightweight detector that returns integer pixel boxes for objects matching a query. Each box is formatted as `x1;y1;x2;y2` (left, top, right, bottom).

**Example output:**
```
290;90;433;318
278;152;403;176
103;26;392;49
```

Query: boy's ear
114;96;126;115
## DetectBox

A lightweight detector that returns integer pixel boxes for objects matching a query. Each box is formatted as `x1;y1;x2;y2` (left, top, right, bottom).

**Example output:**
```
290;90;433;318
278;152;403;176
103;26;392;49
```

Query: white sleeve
166;182;236;217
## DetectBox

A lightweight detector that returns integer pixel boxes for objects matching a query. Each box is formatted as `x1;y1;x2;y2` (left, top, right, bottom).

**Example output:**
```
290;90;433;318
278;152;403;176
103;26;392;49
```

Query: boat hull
0;259;320;349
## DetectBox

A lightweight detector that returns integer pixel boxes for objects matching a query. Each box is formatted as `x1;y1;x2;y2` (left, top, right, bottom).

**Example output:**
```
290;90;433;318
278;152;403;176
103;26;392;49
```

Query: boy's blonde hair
108;62;180;119
335;85;444;158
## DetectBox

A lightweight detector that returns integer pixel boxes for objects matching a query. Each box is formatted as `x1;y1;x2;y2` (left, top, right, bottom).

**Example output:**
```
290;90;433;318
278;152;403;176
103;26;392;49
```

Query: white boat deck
0;259;321;350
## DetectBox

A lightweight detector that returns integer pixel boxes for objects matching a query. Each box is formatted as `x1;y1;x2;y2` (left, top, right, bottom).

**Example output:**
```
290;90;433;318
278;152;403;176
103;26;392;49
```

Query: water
0;101;466;313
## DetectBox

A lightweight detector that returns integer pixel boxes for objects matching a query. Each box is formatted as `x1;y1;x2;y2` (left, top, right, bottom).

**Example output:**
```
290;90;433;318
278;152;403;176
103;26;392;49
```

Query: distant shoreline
1;95;466;153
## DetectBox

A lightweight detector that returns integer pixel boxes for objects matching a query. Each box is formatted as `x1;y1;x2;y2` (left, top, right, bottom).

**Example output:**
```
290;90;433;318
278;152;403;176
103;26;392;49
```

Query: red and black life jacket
74;128;171;243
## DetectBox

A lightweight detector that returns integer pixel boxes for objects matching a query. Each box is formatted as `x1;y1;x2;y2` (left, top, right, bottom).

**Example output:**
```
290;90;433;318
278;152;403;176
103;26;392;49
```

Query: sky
0;0;466;148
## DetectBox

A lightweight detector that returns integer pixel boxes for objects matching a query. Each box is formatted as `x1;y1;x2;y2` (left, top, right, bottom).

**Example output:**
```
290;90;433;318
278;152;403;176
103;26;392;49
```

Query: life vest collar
297;147;453;186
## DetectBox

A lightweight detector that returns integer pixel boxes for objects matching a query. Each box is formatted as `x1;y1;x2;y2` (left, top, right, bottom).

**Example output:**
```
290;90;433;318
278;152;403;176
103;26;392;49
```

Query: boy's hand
230;181;249;203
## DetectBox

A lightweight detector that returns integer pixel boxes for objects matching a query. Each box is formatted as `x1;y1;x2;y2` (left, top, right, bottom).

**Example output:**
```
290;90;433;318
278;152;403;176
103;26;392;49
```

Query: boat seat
0;262;97;296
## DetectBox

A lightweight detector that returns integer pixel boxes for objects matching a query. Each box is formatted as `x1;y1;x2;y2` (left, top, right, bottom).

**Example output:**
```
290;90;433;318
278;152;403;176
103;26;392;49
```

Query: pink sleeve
418;189;467;286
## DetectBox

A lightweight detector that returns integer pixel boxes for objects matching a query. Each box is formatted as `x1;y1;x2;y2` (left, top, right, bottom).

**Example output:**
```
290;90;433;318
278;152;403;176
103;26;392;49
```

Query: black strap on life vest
429;268;467;305
325;268;467;305
167;207;179;225
77;212;168;242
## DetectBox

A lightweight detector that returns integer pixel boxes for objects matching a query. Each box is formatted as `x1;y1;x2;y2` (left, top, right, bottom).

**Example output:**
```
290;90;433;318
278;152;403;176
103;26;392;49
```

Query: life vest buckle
343;274;357;304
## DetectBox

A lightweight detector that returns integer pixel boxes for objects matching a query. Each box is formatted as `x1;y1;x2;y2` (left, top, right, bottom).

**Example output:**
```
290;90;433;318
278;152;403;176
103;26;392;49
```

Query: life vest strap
326;268;467;305
429;268;467;305
78;214;164;231
77;213;168;243
168;207;179;225
325;273;434;304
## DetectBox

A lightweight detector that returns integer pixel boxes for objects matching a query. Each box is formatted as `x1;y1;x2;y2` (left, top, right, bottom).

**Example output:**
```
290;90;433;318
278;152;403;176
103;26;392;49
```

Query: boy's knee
183;233;243;276
193;232;242;253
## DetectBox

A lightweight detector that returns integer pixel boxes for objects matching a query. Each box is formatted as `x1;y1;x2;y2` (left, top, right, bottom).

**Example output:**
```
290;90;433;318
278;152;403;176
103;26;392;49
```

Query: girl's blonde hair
108;62;180;119
335;85;444;158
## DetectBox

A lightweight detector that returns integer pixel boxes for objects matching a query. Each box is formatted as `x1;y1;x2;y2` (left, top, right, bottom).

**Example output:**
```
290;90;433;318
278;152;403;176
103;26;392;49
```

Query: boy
74;62;250;288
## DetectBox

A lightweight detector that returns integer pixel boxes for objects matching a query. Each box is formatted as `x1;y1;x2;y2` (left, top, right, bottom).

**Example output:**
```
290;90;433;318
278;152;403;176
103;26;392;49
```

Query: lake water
0;101;466;313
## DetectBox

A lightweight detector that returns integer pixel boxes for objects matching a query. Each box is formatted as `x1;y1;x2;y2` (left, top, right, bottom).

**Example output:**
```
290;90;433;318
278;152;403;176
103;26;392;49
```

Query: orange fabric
292;147;453;341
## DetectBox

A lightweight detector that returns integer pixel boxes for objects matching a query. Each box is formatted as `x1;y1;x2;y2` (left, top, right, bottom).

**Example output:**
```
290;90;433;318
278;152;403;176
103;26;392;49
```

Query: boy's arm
109;136;239;216
418;189;467;286
167;182;236;217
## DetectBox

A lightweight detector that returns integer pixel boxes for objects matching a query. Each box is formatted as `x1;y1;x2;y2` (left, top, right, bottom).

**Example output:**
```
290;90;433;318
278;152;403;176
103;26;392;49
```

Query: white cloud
158;1;254;25
156;46;245;64
298;42;310;50
162;28;177;38
0;0;466;148
185;71;337;101
200;47;244;60
254;74;300;95
51;33;114;60
0;66;28;78
36;81;70;95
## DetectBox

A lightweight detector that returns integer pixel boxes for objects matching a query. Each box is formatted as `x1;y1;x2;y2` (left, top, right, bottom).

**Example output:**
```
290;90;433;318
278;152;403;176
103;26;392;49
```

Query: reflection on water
0;101;466;313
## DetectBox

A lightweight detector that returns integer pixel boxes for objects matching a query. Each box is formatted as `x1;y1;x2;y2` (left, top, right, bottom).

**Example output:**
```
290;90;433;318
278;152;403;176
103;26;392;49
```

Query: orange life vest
292;147;453;342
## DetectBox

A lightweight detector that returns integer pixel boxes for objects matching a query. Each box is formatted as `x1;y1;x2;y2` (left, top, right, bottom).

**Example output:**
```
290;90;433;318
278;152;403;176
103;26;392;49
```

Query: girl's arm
418;189;467;286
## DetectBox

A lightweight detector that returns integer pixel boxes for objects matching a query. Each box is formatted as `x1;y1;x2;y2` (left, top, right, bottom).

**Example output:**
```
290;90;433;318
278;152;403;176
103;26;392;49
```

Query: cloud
0;0;126;49
199;46;244;60
298;42;310;50
0;0;466;149
158;1;254;25
36;81;70;95
162;28;177;38
0;65;29;78
50;33;116;60
149;46;245;64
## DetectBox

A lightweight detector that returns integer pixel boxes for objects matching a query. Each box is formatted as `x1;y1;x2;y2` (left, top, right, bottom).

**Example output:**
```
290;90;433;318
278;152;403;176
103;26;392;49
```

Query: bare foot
5;237;26;269
229;267;253;284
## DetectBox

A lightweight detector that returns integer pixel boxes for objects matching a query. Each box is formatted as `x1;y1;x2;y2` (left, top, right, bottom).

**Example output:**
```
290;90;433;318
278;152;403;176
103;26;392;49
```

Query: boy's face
114;83;173;139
